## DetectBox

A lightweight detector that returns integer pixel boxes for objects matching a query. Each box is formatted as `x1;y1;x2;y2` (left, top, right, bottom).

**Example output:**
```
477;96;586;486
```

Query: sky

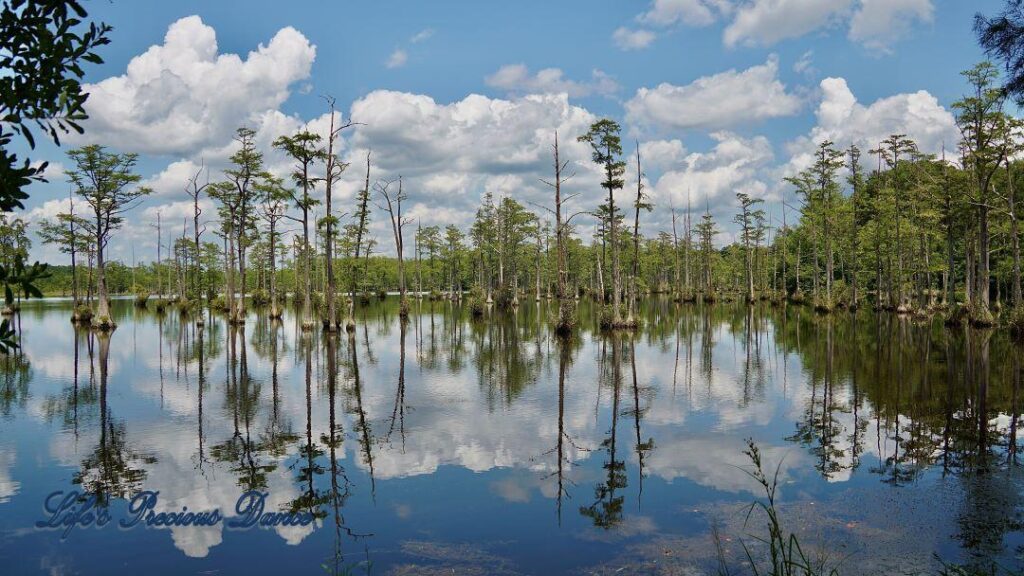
16;0;1009;263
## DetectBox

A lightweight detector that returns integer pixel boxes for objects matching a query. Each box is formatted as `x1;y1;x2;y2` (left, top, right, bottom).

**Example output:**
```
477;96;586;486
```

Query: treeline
28;61;1024;334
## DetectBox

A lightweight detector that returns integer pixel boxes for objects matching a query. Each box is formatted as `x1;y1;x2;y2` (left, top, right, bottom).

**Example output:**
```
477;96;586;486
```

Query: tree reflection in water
580;335;627;529
73;331;151;507
9;297;1024;571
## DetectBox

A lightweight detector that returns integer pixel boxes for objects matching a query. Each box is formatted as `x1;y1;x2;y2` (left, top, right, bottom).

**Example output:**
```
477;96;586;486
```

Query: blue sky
19;0;1008;262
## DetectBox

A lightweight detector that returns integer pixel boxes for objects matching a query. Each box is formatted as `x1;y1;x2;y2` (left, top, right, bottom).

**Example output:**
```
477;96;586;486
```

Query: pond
0;297;1022;575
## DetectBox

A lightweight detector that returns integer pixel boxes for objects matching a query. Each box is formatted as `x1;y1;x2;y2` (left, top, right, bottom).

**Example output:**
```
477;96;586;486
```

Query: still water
0;297;1022;575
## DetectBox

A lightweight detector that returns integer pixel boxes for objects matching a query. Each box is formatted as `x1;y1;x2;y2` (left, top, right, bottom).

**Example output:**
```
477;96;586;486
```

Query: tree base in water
1007;305;1024;340
91;315;116;331
964;301;996;328
944;305;968;327
71;305;93;323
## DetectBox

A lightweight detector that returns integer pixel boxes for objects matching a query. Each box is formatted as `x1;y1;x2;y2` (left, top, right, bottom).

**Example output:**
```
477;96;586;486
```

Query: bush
495;284;518;309
554;299;577;335
467;287;486;318
944;304;969;327
72;304;93;323
1006;305;1024;340
251;289;270;306
210;295;229;312
969;301;995;328
789;289;806;305
813;295;833;314
311;291;325;311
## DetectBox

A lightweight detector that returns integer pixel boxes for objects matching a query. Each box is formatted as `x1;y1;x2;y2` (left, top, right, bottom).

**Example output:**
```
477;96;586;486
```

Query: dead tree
320;96;355;331
375;176;413;316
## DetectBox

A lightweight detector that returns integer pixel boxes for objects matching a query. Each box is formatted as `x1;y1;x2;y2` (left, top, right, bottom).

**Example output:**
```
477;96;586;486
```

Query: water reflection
0;297;1022;574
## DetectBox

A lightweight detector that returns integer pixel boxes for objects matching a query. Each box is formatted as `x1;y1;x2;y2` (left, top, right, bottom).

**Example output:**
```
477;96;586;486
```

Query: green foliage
0;0;106;350
598;304;615;329
0;0;111;211
251;289;270;306
554;298;577;335
71;303;92;322
134;291;149;307
1006;305;1024;339
467;286;486;317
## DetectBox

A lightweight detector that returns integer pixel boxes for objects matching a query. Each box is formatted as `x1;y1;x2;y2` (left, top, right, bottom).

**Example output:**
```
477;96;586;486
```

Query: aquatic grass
717;439;842;576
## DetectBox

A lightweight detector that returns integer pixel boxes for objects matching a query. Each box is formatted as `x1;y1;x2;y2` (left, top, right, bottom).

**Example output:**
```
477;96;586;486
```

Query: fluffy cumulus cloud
485;64;619;97
783;76;957;175
78;16;315;156
646;132;775;225
639;139;688;172
724;0;854;48
328;90;600;237
625;55;802;131
849;0;934;52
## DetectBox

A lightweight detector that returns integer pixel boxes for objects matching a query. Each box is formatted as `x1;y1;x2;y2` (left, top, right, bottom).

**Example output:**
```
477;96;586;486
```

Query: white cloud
143;159;206;198
24;197;73;224
0;447;19;503
783;76;957;176
640;139;688;172
625;55;801;131
625;0;931;50
386;48;408;69
647;132;776;221
78;16;315;156
849;0;933;52
30;160;66;182
794;50;816;76
616;0;730;49
410;28;435;43
638;0;729;27
485;64;619;97
724;0;854;48
338;90;601;238
613;27;658;50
